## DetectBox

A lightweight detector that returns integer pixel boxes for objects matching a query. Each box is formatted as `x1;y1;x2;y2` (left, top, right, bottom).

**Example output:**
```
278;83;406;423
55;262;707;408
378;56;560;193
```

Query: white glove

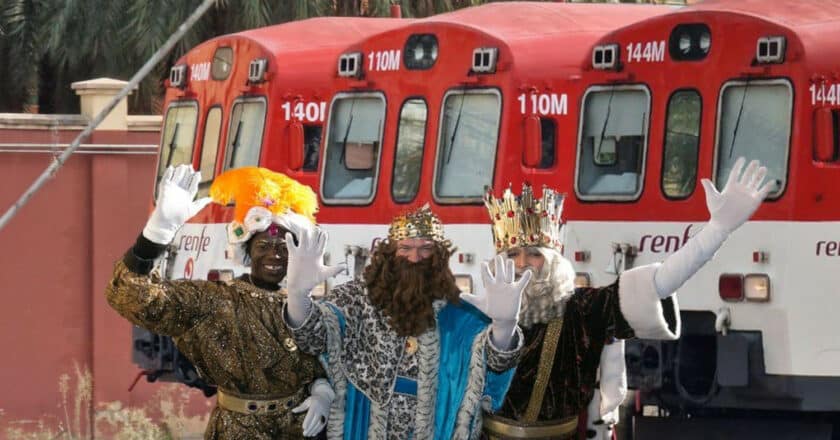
703;157;774;234
586;391;616;440
285;227;345;327
597;340;627;422
653;157;772;298
143;165;212;245
291;379;335;437
273;211;318;239
461;255;532;349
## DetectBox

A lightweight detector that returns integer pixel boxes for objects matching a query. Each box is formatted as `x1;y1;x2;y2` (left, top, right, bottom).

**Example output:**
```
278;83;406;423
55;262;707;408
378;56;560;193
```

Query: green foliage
0;0;681;113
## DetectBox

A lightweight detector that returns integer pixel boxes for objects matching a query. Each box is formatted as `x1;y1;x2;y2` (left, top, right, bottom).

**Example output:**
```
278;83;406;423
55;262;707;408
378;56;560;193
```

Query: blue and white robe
286;280;523;440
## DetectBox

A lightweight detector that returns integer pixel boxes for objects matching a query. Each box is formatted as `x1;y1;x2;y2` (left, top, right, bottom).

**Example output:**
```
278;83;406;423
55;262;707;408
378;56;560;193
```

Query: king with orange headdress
106;164;336;439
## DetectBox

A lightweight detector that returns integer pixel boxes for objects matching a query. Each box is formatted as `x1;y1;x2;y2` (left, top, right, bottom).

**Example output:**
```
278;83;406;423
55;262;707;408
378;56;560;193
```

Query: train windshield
577;86;649;200
224;98;266;169
197;106;222;197
662;90;701;199
156;101;198;196
322;94;385;203
392;99;428;203
716;80;791;198
434;89;501;203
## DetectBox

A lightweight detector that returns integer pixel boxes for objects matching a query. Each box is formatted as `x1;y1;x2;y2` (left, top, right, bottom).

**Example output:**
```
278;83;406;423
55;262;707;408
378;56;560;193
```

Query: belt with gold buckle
217;389;300;415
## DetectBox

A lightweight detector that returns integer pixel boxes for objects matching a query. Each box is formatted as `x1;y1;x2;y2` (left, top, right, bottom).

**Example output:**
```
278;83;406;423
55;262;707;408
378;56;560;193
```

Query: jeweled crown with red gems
484;184;565;252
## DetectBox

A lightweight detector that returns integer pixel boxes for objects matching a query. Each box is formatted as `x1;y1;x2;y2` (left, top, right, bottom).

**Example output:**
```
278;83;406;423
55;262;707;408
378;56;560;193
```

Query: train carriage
316;1;671;293
134;16;407;389
573;0;840;436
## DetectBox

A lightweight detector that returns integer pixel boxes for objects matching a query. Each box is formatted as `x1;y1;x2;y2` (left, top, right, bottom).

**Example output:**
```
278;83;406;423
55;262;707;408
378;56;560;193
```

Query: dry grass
1;364;209;439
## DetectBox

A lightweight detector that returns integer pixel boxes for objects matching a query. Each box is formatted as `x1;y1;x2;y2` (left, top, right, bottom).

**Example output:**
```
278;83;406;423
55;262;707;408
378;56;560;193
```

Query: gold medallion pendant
405;337;419;355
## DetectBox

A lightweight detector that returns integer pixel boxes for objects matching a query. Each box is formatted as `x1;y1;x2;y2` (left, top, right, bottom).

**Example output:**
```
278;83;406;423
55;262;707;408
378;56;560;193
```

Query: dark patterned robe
106;236;325;440
493;264;680;438
500;282;632;421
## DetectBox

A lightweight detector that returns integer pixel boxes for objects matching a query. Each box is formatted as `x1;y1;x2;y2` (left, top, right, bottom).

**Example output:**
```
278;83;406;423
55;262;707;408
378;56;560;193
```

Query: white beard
515;247;576;329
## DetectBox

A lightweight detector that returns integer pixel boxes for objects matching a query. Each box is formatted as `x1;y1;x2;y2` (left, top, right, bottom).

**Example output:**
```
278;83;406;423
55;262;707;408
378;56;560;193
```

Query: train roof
232;17;408;55
424;1;672;42
354;2;672;76
601;0;840;74
177;16;408;69
686;0;840;27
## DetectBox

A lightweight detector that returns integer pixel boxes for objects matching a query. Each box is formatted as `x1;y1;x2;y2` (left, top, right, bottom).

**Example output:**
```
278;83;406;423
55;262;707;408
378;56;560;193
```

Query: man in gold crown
481;157;773;440
284;205;531;440
106;165;336;439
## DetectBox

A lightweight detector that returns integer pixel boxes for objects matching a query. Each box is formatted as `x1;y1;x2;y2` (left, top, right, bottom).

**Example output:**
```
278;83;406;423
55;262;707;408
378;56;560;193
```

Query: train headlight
169;64;187;89
338;52;363;78
455;274;473;293
574;272;591;289
744;274;770;302
472;47;499;73
668;23;711;61
211;47;233;80
756;36;785;64
247;58;268;84
678;34;692;54
592;44;619;70
404;34;438;70
699;31;711;53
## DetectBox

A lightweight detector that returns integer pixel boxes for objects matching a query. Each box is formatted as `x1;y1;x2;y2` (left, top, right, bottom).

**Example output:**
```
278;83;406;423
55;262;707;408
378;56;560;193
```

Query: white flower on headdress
244;206;273;237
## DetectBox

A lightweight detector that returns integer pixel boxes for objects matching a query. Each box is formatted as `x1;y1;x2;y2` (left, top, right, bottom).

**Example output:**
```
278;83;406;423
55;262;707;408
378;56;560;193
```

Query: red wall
0;130;209;436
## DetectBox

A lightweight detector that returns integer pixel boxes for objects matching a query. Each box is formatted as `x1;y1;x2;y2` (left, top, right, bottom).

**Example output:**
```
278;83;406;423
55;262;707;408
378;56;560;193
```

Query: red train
577;0;840;437
143;1;840;436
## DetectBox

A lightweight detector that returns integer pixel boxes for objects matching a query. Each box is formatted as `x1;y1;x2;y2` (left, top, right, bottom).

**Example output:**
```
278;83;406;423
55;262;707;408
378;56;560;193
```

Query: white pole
0;0;219;232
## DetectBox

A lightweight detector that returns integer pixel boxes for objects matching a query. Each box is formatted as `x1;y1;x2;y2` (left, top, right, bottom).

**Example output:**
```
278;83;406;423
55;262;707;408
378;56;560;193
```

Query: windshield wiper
445;93;467;164
228;120;243;167
728;80;751;159
595;87;616;161
339;99;357;165
164;123;180;168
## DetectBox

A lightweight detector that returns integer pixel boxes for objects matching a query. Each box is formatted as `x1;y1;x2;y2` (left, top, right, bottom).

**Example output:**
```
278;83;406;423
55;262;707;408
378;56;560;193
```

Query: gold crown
484;184;565;252
388;205;445;243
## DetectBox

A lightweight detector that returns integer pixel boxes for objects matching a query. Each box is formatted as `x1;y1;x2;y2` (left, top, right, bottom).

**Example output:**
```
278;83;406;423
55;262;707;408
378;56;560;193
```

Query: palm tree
1;0;677;114
0;0;49;112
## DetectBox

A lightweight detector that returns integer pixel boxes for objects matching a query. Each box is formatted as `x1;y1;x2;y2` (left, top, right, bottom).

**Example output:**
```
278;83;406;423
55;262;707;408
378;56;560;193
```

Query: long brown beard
364;241;461;337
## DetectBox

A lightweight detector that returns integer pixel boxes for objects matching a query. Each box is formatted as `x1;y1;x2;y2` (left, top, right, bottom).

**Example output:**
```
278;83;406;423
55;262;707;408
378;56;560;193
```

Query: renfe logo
816;240;840;256
179;226;211;262
638;224;694;254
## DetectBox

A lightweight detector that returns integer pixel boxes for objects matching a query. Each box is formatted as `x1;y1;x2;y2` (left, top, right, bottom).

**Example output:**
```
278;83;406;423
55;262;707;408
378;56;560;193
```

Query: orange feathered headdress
209;167;318;243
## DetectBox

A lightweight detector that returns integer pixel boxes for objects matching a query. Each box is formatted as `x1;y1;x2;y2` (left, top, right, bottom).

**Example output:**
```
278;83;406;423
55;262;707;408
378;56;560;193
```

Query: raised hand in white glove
461;255;532;349
291;379;334;437
143;165;212;245
285;227;345;326
702;157;774;234
654;157;772;298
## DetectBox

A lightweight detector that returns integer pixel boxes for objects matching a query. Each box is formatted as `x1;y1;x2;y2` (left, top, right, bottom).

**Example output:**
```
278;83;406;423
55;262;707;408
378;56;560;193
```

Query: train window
156;101;198;197
224;98;266;170
539;118;556;169
434;89;501;203
321;93;385;204
715;80;791;198
302;125;322;172
197;106;222;197
393;99;428;203
662;90;701;199
576;86;649;200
